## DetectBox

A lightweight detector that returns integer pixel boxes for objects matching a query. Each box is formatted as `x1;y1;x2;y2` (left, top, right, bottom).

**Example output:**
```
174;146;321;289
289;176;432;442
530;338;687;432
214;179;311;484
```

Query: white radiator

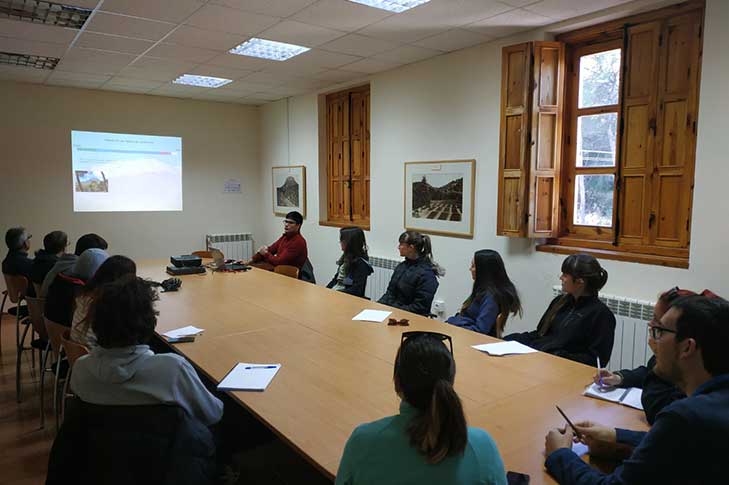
205;233;254;261
365;256;399;302
552;286;654;370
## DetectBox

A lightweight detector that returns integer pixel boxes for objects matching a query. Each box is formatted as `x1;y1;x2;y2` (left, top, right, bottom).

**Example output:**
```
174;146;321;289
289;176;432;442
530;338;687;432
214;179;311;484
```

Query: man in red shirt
246;211;308;271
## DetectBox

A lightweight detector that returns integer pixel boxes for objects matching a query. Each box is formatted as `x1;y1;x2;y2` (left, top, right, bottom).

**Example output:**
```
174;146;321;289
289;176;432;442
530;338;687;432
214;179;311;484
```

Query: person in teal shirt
335;331;507;485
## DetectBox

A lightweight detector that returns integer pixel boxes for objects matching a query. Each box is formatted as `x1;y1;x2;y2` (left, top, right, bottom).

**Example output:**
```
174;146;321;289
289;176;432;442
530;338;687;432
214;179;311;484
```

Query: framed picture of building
404;160;475;238
272;165;306;217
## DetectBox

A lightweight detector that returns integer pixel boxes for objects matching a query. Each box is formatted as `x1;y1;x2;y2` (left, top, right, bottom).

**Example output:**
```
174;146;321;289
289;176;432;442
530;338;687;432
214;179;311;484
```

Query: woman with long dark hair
70;255;137;348
378;231;445;316
505;253;615;366
446;249;522;336
326;227;373;298
336;332;506;484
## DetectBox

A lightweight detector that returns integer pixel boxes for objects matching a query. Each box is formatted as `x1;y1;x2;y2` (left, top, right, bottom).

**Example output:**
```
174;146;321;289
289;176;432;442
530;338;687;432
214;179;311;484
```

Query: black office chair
47;397;217;485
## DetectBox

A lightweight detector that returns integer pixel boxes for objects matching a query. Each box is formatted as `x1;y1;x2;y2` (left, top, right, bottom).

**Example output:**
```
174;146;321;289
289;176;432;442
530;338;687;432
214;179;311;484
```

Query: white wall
0;81;261;262
259;0;729;333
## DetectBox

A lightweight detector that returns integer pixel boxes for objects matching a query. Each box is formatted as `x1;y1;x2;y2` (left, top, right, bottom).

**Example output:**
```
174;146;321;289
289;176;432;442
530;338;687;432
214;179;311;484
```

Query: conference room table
138;260;648;483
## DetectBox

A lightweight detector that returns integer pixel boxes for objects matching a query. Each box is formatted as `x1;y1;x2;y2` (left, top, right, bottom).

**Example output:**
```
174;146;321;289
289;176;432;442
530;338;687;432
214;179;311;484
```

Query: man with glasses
244;211;307;271
3;226;36;296
544;295;729;484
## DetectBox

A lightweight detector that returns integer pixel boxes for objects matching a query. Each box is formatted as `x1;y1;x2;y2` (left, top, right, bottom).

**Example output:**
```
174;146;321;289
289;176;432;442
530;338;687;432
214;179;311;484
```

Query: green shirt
336;401;507;485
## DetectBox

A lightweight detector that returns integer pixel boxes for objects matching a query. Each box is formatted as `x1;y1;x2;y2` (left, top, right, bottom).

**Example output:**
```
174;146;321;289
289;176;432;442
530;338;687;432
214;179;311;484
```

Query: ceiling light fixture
0;51;59;69
173;74;233;88
0;0;93;29
229;38;309;62
347;0;430;13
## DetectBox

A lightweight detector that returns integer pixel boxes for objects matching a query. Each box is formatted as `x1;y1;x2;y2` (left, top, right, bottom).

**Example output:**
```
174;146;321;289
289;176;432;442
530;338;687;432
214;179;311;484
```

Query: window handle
648;211;656;228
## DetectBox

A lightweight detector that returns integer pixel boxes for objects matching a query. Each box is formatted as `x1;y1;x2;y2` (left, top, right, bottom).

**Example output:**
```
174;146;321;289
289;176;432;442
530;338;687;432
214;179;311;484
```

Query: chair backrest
274;265;299;279
33;282;42;298
61;330;89;367
191;250;213;259
3;273;29;304
45;318;67;357
47;397;216;485
494;312;508;339
25;296;48;341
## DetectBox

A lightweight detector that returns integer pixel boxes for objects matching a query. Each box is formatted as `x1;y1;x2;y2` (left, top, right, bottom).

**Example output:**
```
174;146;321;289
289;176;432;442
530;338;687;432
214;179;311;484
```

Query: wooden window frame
321;84;370;230
533;0;705;269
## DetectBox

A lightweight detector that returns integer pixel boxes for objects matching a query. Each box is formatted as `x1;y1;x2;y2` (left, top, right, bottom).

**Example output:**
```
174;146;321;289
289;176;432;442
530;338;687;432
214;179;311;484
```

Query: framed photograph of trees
272;165;306;217
404;160;475;238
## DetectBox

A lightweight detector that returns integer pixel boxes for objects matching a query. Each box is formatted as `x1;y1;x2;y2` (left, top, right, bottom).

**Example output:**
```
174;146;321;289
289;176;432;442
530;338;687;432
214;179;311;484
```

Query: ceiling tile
185;4;279;36
372;44;442;64
291;0;392;32
263;84;311;96
340;57;401;74
282;77;330;90
357;12;448;44
211;0;318;17
524;0;633;21
320;33;400;57
0;36;68;58
119;57;197;82
75;32;154;55
148;84;209;98
46;77;107;89
0;64;51;82
99;0;206;24
313;69;364;83
163;26;244;51
406;0;515;27
206;52;278;70
208;80;258;95
102;84;156;94
55;48;136;75
0;18;77;44
257;20;345;48
145;43;219;63
46;71;111;84
238;71;293;86
465;8;552;37
288;48;361;69
85;12;176;41
105;77;166;90
189;64;254;80
413;28;492;52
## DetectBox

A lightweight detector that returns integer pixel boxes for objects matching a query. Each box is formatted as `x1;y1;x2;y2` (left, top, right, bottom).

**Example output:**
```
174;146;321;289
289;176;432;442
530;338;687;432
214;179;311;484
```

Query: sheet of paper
583;383;629;403
471;341;538;356
162;325;205;339
217;363;281;392
620;387;644;410
352;309;392;323
572;442;589;457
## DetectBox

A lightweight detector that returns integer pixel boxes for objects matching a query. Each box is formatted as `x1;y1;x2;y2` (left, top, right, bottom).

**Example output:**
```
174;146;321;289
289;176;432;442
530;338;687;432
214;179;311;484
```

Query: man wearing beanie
245;211;308;271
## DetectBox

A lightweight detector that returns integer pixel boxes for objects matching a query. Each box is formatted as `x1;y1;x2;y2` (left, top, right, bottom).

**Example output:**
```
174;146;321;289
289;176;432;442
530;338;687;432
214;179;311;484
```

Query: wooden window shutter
528;41;565;237
497;43;531;237
349;88;370;223
326;93;350;222
649;11;702;249
497;41;565;237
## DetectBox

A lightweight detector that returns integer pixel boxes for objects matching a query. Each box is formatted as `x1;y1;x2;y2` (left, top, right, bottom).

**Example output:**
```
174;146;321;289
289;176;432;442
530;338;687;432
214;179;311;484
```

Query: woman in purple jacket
446;250;522;336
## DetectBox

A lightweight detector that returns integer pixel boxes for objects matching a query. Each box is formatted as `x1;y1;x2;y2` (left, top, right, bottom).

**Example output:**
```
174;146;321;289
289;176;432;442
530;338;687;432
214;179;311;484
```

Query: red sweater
252;232;308;268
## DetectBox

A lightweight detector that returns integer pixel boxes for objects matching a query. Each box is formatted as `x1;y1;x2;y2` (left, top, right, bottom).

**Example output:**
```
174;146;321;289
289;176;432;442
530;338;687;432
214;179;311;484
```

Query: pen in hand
596;356;604;387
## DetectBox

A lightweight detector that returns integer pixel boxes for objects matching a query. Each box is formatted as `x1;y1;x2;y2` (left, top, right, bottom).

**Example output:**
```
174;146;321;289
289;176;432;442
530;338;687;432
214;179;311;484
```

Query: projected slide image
72;130;182;212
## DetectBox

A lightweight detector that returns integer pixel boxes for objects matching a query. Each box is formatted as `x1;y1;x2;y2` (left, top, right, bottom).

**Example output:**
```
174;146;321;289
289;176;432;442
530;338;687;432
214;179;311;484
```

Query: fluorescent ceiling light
0;0;93;29
229;38;309;62
347;0;430;13
0;51;59;70
173;74;232;88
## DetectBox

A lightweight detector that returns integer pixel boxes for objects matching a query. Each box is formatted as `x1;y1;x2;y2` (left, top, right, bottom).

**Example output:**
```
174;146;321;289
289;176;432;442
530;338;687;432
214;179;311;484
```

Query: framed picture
272;165;306;217
404;160;475;239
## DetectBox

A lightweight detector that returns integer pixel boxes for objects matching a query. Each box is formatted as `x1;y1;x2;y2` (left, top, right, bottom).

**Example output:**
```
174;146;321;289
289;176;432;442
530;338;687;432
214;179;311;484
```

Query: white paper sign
224;178;241;193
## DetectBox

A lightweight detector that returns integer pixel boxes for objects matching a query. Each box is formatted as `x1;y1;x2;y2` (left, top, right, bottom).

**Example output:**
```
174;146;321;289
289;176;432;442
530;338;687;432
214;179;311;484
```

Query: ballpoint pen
245;365;278;370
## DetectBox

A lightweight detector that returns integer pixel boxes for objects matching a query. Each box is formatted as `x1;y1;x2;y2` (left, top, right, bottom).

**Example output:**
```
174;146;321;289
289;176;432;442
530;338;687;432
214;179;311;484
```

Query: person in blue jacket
327;227;373;298
378;231;444;316
446;249;522;336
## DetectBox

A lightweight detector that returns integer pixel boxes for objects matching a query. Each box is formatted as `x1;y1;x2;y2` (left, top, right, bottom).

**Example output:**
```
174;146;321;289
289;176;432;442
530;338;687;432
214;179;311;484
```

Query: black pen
556;405;584;441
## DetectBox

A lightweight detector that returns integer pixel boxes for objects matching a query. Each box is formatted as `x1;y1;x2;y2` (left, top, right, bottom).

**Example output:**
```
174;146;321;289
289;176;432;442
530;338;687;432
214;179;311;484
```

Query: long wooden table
139;260;648;483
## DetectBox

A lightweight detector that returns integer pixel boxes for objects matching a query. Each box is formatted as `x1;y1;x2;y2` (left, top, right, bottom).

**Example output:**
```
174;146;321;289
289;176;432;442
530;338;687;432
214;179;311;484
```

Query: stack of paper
162;325;205;339
352;309;392;323
583;383;644;410
472;341;538;356
218;363;282;392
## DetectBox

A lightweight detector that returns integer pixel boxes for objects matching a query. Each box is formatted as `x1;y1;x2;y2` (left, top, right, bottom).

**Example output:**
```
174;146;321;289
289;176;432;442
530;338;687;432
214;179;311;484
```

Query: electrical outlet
432;299;445;313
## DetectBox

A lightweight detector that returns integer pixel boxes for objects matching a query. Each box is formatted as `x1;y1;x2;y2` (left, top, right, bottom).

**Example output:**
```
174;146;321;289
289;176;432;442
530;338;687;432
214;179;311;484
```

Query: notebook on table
583;383;644;410
217;363;281;392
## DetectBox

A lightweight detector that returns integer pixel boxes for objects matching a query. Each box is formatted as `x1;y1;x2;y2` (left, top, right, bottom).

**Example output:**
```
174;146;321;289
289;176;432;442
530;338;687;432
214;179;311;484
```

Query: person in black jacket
30;230;67;288
505;254;615;366
2;226;35;296
377;231;444;317
327;227;373;298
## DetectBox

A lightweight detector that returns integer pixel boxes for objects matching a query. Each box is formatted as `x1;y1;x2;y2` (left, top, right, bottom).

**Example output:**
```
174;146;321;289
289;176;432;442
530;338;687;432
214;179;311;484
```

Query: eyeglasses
648;324;678;341
400;331;453;354
388;318;410;326
283;219;296;225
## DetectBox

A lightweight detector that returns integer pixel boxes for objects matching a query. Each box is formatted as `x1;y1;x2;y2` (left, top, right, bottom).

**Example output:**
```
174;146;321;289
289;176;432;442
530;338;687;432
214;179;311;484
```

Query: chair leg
53;355;62;432
15;322;30;403
0;292;6;356
60;366;72;422
39;344;50;429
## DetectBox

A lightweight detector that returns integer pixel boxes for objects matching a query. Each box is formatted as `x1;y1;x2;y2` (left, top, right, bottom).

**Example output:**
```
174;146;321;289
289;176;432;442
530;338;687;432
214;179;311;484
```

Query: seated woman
70;255;137;349
336;331;506;485
327;227;373;298
70;275;223;427
377;231;444;316
505;253;615;366
446;249;522;336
